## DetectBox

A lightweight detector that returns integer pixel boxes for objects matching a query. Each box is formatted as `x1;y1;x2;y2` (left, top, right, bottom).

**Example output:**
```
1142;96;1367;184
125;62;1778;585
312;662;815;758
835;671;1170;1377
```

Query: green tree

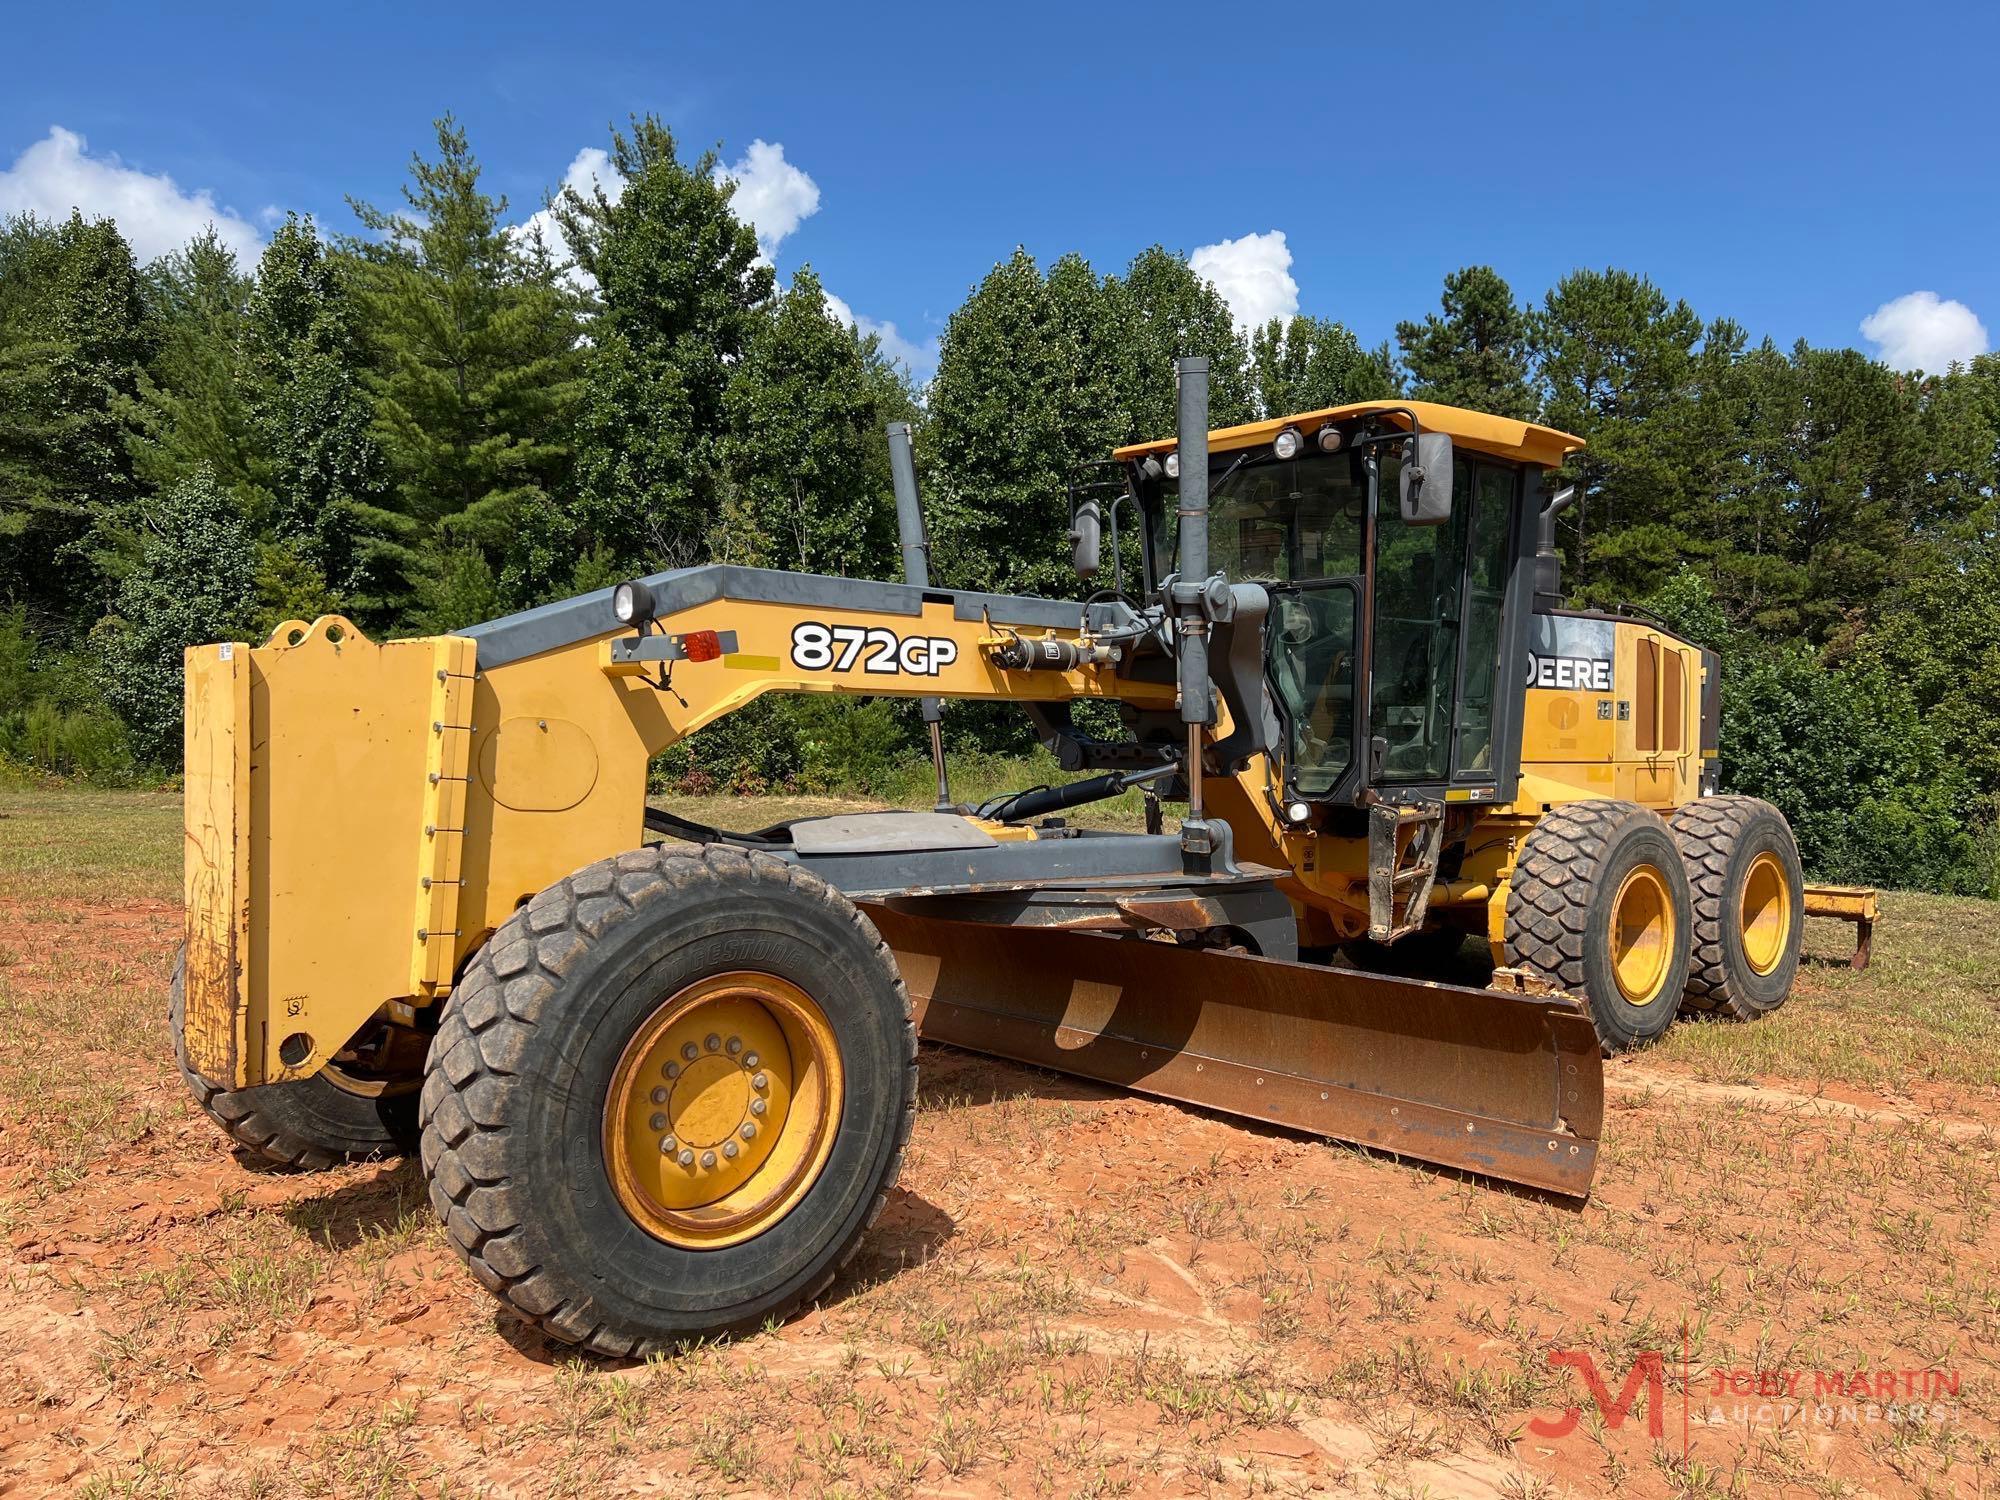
540;116;772;583
723;266;904;578
347;117;581;600
0;212;152;624
1396;266;1534;419
1105;246;1253;440
1863;541;2000;798
921;249;1123;599
100;468;259;763
242;214;410;618
128;229;258;497
1249;315;1397;417
1529;268;1715;605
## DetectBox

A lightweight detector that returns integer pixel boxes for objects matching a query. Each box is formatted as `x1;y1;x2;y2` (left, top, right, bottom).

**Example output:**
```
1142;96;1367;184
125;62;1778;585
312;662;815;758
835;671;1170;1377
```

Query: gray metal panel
788;812;996;855
461;563;1096;669
777;825;1269;900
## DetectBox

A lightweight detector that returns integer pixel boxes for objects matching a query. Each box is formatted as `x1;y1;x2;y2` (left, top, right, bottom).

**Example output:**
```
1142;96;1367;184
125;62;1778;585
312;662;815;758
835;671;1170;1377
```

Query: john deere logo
1528;653;1614;692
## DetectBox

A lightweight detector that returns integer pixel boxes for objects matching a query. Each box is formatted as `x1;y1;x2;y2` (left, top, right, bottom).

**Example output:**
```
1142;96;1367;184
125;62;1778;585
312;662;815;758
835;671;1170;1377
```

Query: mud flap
869;910;1604;1198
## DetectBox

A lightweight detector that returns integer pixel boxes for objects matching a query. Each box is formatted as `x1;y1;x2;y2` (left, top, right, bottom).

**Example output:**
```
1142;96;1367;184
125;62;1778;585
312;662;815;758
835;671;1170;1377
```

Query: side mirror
1069;497;1102;578
1398;433;1454;525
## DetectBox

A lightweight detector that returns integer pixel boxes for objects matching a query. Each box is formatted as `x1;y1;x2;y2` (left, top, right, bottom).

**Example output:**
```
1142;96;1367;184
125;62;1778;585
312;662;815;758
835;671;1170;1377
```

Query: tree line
1;116;1994;892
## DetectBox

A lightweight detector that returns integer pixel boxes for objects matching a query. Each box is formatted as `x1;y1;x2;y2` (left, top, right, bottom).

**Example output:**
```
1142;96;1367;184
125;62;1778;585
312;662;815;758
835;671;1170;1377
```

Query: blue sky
5;1;1995;383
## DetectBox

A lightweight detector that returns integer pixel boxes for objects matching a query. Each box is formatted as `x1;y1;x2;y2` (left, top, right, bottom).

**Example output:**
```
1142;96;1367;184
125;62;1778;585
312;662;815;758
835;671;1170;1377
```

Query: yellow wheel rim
1739;851;1792;976
1610;866;1675;1006
603;972;843;1250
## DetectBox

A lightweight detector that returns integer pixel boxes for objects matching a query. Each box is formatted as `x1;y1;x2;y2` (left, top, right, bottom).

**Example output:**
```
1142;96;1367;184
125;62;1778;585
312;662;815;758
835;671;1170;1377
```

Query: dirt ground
2;788;1996;1498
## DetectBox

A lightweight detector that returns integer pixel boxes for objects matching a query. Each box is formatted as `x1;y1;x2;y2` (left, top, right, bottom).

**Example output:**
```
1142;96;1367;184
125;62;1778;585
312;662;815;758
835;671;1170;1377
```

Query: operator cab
1116;402;1582;812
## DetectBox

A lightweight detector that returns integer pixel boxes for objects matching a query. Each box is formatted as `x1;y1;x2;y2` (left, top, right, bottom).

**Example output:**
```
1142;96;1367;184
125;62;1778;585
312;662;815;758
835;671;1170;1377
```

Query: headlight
1164;451;1180;480
612;579;655;625
1286;800;1311;825
1273;427;1303;461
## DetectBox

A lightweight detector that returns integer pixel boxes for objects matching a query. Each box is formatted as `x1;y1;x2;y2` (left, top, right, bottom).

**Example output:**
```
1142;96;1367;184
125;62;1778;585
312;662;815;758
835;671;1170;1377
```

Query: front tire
1504;800;1694;1053
418;845;915;1357
169;956;420;1168
1670;795;1804;1021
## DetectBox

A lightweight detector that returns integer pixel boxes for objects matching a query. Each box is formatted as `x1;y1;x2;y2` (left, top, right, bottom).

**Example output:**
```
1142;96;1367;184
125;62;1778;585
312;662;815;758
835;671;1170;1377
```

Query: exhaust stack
1535;484;1578;611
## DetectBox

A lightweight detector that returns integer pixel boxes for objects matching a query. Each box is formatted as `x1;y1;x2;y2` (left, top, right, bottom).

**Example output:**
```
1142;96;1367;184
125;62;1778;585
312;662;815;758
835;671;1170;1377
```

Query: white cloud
516;146;624;274
1860;291;1988;375
0;126;263;264
716;139;820;263
821;286;937;382
1189;229;1299;335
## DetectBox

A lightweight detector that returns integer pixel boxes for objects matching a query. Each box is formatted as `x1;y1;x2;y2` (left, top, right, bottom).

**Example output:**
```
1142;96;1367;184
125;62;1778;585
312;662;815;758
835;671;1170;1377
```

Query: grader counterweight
173;359;1806;1354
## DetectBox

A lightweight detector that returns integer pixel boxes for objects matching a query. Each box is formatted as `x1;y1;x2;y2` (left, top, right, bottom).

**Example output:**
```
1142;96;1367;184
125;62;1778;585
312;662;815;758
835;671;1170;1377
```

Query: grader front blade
870;909;1604;1197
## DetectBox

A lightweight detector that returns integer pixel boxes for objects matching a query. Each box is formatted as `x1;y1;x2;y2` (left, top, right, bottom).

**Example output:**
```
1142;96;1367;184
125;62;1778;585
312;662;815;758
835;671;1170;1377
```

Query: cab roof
1111;399;1585;469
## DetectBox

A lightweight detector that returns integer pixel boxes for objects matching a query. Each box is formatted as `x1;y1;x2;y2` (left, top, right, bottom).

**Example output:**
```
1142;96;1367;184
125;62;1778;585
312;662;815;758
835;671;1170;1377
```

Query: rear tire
418;845;915;1357
1504;800;1693;1054
1670;795;1804;1020
169;954;419;1168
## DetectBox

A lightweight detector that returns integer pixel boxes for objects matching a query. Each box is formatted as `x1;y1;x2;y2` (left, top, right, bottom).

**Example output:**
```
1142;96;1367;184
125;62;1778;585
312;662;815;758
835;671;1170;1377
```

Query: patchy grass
1650;890;2000;1091
2;784;1996;1497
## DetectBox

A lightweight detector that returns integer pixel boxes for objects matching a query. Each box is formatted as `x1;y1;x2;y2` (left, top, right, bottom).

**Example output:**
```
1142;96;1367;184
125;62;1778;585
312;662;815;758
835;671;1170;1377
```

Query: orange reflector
683;630;722;662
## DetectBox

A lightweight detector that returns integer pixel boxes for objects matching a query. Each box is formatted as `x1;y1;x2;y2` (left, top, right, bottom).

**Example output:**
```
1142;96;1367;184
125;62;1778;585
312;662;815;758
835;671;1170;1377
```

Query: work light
1316;425;1344;453
1164;452;1180;479
612;579;655;625
1273;427;1303;461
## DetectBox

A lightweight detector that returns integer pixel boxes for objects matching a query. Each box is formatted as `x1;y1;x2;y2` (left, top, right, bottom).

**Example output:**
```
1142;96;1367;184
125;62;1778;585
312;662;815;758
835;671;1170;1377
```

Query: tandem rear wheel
1504;800;1694;1054
168;954;421;1169
417;845;916;1356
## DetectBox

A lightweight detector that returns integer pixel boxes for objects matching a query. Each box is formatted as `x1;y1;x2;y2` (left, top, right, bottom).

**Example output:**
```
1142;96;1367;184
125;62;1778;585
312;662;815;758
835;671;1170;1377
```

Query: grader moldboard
176;358;1809;1355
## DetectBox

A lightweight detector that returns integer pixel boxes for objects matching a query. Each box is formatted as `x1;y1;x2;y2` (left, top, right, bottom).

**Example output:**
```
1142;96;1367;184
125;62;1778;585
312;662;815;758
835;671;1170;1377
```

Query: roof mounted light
1139;454;1164;482
1164;451;1180;479
1273;426;1303;461
612;579;656;626
1316;424;1345;453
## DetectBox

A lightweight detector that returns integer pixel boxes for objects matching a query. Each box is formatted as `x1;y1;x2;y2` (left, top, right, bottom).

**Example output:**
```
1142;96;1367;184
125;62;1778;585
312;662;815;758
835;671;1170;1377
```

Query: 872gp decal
789;622;961;676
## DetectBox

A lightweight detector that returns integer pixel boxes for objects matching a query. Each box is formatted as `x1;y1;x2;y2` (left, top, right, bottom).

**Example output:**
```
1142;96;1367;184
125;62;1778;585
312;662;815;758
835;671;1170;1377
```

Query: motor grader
174;358;1806;1355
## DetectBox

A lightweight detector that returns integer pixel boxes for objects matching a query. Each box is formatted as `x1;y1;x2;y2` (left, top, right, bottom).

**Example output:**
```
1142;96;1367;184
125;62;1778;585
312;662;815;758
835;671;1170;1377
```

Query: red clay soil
1;896;1994;1497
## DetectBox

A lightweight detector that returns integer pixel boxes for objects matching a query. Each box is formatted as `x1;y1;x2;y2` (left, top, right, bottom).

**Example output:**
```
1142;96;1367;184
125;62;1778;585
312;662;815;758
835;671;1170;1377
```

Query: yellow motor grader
174;358;1806;1354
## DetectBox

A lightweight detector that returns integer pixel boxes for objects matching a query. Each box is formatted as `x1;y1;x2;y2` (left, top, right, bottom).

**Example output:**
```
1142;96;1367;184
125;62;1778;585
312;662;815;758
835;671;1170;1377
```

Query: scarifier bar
870;909;1604;1197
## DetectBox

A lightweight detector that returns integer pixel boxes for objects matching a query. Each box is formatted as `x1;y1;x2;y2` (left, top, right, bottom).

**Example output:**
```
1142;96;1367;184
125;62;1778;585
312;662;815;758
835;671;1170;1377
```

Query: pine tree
1395;265;1535;419
347;117;581;602
544;116;772;582
0;212;153;626
243;214;412;619
1249;315;1397;417
128;229;258;497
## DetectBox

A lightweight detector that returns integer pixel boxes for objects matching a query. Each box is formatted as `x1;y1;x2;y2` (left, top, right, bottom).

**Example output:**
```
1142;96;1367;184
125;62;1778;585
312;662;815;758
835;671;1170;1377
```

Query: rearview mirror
1069;497;1102;578
1398;433;1454;525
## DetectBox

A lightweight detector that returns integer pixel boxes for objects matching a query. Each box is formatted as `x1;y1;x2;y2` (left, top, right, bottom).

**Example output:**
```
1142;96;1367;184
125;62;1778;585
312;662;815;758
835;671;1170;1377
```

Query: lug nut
650;1112;668;1131
723;1140;739;1160
678;1148;695;1167
663;1061;679;1080
726;1037;743;1055
700;1150;717;1169
751;1073;768;1091
659;1135;677;1154
740;1122;757;1141
749;1098;767;1117
650;1087;668;1105
682;1042;699;1061
705;1033;721;1052
743;1052;760;1069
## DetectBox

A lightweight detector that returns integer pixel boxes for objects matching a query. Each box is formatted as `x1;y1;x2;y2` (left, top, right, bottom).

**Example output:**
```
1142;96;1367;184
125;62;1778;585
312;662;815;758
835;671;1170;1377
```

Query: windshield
1147;449;1369;583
